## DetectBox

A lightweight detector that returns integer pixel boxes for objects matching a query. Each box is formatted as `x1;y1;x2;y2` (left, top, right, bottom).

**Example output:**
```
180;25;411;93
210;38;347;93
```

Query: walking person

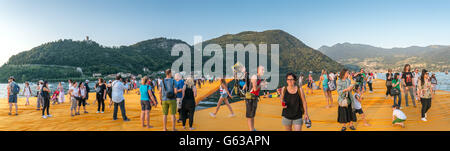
181;77;197;130
337;69;357;131
96;78;107;113
68;81;79;116
160;69;177;131
139;76;157;128
84;80;90;105
319;70;333;108
41;81;52;118
209;78;235;118
78;82;88;114
353;85;370;127
57;82;65;104
401;64;416;107
412;68;420;101
430;73;437;94
306;73;314;94
392;73;402;108
174;73;185;123
280;73;309;131
107;80;113;108
242;66;265;131
111;75;131;121
417;69;433;122
23;82;32;106
385;69;394;99
36;80;44;110
7;76;19;115
367;73;374;93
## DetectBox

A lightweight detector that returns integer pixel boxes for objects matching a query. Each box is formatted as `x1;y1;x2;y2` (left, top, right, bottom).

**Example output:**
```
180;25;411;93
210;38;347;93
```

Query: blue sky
1;0;450;65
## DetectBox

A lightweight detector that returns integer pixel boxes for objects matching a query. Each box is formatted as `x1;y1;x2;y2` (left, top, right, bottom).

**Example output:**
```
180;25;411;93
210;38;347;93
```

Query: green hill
1;30;344;82
203;30;343;73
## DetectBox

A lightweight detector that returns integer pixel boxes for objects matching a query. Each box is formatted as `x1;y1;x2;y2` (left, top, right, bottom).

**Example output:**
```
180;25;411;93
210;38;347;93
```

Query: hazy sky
1;0;450;65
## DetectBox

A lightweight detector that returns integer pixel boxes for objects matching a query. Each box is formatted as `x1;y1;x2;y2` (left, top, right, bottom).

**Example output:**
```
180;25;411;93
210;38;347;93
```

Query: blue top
176;79;185;98
161;78;175;101
139;85;152;101
322;74;329;88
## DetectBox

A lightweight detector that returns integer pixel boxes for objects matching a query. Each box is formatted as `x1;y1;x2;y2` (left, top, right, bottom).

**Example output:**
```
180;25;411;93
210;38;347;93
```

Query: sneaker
47;115;52;117
349;126;356;130
209;112;216;118
341;127;347;131
123;118;131;122
84;111;88;114
15;113;18;116
96;111;100;113
101;111;104;113
113;118;118;121
42;115;47;119
421;118;427;122
190;127;195;130
229;114;236;117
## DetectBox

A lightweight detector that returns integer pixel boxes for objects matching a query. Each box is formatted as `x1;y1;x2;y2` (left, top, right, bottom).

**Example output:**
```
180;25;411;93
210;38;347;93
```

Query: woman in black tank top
282;87;303;119
280;73;309;131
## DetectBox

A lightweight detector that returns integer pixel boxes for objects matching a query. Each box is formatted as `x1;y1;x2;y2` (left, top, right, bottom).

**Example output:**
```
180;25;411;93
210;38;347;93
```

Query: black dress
181;86;196;127
337;93;357;123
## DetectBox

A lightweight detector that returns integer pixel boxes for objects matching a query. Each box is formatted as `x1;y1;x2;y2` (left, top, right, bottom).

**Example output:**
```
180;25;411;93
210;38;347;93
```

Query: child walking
353;85;370;127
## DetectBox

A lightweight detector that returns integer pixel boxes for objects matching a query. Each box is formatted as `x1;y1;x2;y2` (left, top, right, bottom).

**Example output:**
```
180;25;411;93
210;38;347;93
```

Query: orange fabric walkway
0;79;448;131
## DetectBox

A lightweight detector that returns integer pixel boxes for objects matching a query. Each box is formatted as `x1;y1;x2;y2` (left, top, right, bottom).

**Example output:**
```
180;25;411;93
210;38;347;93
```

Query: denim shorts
8;95;17;103
141;100;152;111
220;93;228;98
282;116;303;126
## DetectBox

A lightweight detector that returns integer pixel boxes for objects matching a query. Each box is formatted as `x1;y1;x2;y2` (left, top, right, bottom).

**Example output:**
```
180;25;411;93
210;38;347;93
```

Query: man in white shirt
68;82;79;116
111;75;130;121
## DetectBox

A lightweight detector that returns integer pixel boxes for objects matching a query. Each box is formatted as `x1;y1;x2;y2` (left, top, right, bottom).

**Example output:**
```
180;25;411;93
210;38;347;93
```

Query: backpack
162;79;176;99
11;82;20;95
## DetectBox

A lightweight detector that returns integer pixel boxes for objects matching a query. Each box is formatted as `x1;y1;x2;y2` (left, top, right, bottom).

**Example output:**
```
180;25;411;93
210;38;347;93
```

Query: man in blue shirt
175;73;185;123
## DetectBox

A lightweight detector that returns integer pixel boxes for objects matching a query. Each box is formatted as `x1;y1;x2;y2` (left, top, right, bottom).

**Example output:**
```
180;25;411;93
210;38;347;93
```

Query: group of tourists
4;62;440;131
385;64;436;123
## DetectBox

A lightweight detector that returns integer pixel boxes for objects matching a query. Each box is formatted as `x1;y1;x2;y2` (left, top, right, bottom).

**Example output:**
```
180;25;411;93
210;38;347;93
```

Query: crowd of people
4;63;441;131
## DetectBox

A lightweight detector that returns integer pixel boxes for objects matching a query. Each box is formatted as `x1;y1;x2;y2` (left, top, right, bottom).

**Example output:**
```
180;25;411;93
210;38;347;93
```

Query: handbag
338;92;350;107
390;88;400;96
245;92;256;100
386;81;392;87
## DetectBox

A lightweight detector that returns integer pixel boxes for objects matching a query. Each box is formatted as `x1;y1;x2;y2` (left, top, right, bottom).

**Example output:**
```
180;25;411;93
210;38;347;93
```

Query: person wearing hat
7;76;19;115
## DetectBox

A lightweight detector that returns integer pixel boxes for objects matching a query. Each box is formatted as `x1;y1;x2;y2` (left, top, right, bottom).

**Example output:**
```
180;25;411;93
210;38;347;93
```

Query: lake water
376;72;450;91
